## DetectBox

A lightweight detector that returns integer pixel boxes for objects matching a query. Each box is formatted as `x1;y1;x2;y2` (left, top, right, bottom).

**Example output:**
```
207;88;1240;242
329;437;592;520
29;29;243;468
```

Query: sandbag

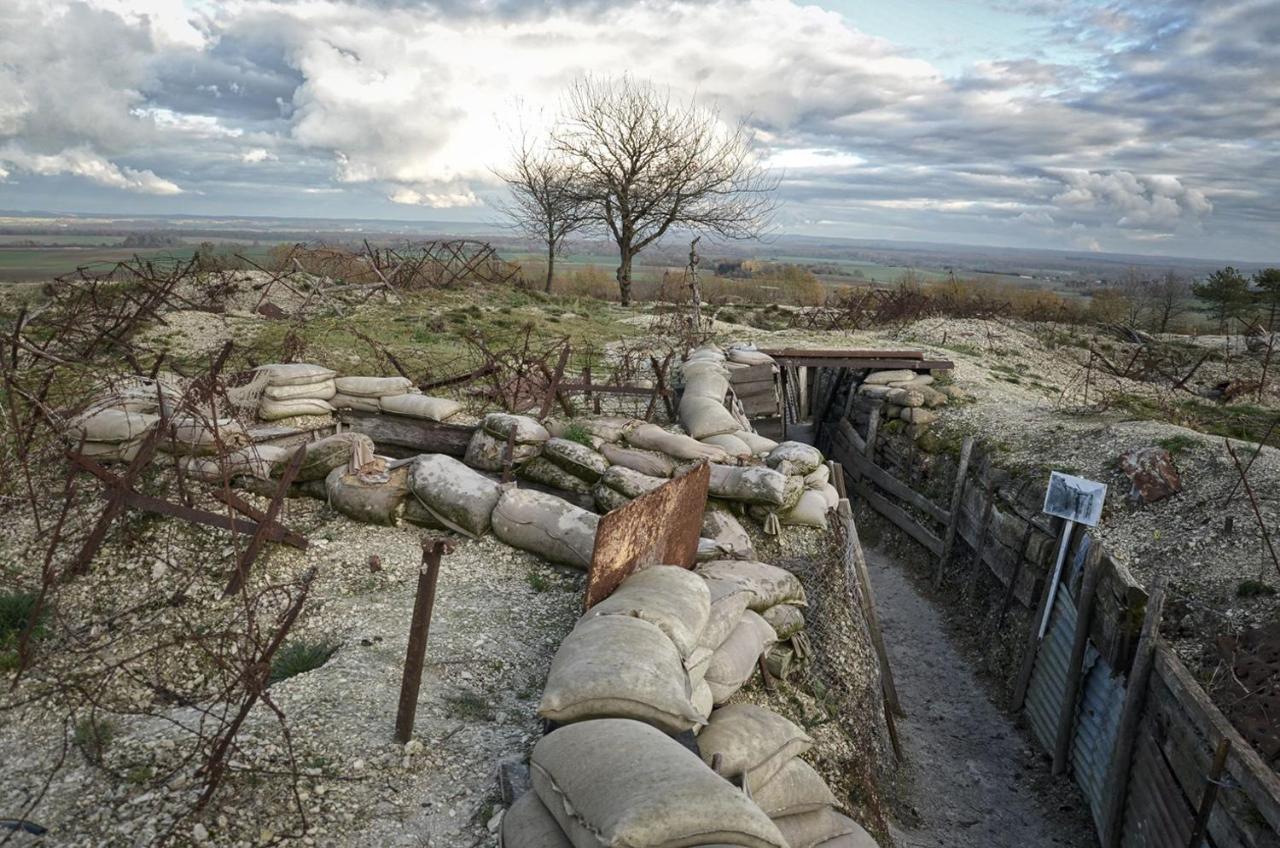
761;603;806;640
328;393;381;412
899;407;937;425
766;441;823;476
538;616;702;734
708;464;788;507
530;719;786;848
67;408;158;443
702;510;754;560
696;560;807;611
599;465;667;499
521;457;594;495
705;610;777;704
483;412;550;445
779;489;830;529
751;759;838;819
491;488;599;570
379;393;462;421
408;454;501;537
160;416;249;456
773;809;873;848
692;679;714;722
593;484;632;514
686;645;713;685
465;429;541;472
818;483;839;510
679;397;740;440
600;443;675;478
701;578;753;651
625;423;729;463
259;397;334;421
727;347;775;366
262;380;336;401
324;465;409;526
736;430;779;456
180;444;291;482
259;363;336;387
500;792;571;848
804;464;830;489
862;369;915;386
333;375;413;398
884;387;923;408
698;703;813;789
890;373;934;388
856;383;893;399
288;432;374;482
542;438;609;483
74;437;145;463
583;565;710;658
683;370;731;402
702;432;753;459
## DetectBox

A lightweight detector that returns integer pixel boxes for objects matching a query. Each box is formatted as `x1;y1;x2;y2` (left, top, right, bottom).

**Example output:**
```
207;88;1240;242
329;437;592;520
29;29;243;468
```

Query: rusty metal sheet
1026;585;1078;753
1072;651;1126;831
584;461;709;610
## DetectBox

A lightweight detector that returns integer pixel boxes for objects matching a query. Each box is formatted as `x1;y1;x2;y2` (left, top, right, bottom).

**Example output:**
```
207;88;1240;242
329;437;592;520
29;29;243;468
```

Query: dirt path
865;547;1097;848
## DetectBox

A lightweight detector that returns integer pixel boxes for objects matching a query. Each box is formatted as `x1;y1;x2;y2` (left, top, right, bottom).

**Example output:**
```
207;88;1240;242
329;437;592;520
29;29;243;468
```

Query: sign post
1038;471;1107;640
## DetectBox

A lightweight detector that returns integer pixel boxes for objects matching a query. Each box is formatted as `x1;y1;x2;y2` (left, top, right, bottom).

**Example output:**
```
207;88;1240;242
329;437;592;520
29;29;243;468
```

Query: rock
497;756;532;806
856;383;893;399
192;824;209;843
1118;447;1182;504
899;407;937;425
404;739;424;756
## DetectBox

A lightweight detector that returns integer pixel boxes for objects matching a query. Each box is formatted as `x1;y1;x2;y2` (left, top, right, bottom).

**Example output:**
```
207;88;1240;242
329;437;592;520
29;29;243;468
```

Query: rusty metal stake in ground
395;537;453;744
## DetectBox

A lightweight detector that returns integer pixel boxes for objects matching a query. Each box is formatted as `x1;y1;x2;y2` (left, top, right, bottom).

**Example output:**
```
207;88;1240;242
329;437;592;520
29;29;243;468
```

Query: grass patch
1237;580;1277;598
1155;434;1199;456
560;423;595;448
269;640;338;684
444;690;494;722
74;715;118;765
1116;396;1279;448
0;590;47;669
527;571;552;593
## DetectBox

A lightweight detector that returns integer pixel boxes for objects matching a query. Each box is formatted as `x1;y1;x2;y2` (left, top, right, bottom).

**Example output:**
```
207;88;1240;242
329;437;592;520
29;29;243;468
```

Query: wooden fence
821;413;1280;848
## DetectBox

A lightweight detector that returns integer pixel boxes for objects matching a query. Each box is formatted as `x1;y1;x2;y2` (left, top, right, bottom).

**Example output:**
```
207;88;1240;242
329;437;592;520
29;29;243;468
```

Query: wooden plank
727;363;777;382
339;410;473;457
760;356;953;370
759;348;927;360
837;499;903;718
934;437;974;587
843;447;949;525
848;474;943;556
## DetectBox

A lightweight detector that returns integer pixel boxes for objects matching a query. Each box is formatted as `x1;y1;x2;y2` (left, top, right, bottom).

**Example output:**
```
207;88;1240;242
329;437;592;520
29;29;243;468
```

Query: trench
864;545;1097;848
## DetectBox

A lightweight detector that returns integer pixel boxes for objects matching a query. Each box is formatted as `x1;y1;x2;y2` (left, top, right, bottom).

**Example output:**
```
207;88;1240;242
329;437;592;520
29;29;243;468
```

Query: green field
0;245;276;281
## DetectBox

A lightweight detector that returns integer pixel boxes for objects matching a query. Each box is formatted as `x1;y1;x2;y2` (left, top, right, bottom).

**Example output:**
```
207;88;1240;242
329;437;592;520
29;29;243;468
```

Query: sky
0;0;1277;261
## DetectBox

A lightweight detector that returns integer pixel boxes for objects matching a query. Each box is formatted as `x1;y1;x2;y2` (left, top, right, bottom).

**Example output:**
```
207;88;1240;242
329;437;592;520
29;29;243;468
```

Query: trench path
865;547;1097;848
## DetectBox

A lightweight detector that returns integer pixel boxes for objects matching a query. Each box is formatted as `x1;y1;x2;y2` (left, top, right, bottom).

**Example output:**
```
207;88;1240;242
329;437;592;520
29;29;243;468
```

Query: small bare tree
496;136;589;293
1151;269;1192;333
553;76;777;305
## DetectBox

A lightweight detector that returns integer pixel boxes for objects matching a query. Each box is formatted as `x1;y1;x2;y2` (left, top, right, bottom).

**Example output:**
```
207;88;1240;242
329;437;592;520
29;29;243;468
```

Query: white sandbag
702;432;753;459
686;645;714;685
856;383;893;399
708;464;789;507
160;415;249;456
701;578;753;651
702;510;754;560
520;457;594;495
679;396;740;440
683;369;731;401
328;393;381;412
862;369;916;385
761;603;806;640
538;616;702;734
67;408;158;444
483;412;551;445
727;347;776;366
290;432;374;482
884;387;923;408
819;482;839;510
804;464;830;489
501;792;572;848
779;489;830;529
899;407;937;425
491;488;599;570
889;373;934;388
542;438;609;483
594;484;632;514
751;759;838;818
599;465;667;499
333;375;413;398
773;809;874;848
696;560;807;611
324;465;409;526
625;423;729;463
465;429;541;472
692;679;714;722
736;430;779;456
705;610;777;704
698;703;813;789
259;363;336;387
583;565;710;658
379;393;462;421
766;441;824;476
408;454;501;537
259;397;334;421
600;443;675;478
180;444;291;482
530;719;786;848
546;416;636;444
262;380;336;401
74;437;145;463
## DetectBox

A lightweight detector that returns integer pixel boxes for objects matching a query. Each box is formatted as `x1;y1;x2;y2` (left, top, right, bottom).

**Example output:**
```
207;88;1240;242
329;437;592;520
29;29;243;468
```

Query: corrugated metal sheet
1026;587;1078;752
1122;728;1198;848
1071;651;1126;831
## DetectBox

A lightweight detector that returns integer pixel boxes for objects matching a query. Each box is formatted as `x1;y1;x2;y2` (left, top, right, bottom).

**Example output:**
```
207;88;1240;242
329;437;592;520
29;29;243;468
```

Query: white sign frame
1043;471;1107;527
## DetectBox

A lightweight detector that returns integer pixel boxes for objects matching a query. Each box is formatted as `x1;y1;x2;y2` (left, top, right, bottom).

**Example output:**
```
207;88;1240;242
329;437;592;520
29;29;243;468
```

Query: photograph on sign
1043;471;1107;526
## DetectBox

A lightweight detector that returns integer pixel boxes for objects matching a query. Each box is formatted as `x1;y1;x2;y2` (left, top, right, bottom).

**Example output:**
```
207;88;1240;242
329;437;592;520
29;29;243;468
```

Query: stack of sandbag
699;507;755;561
857;369;948;427
490;488;599;569
65;407;160;463
404;453;501;537
378;392;462;422
257;363;337;421
330;375;413;413
541;566;710;733
543;416;635;451
698;704;878;847
157;414;250;456
625;422;728;464
592;464;667;512
748;441;839;531
465;413;551;472
697;559;808;694
678;346;779;459
179;443;292;482
520;436;609;496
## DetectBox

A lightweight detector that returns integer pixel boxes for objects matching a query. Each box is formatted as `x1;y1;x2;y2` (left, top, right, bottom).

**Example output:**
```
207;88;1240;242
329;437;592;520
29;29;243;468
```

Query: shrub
0;591;46;661
269;640;338;684
560;423;594;448
74;715;118;765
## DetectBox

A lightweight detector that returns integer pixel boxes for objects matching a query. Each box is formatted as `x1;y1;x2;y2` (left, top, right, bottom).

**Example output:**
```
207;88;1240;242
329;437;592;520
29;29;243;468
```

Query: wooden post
863;402;881;464
500;428;518;484
964;463;997;598
837;500;903;717
998;519;1038;628
395;538;450;744
1052;540;1102;775
780;368;789;440
1100;576;1167;848
1187;737;1231;848
934;437;974;588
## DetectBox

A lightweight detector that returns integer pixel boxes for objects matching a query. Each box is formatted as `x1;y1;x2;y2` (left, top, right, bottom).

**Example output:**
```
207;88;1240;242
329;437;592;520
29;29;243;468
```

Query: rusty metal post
395;538;451;743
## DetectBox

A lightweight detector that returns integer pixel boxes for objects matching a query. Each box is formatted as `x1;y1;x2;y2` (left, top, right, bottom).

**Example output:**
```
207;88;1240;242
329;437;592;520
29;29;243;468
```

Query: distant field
0;245;276;281
0;234;124;246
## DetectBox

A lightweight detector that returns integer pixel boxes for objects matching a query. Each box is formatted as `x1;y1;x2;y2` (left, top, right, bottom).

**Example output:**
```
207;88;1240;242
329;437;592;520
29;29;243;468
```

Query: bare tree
552;76;777;305
1151;269;1191;333
495;136;589;293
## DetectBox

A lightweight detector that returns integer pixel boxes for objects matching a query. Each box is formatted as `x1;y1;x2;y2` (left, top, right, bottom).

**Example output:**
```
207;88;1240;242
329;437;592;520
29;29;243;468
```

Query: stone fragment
1118;446;1182;504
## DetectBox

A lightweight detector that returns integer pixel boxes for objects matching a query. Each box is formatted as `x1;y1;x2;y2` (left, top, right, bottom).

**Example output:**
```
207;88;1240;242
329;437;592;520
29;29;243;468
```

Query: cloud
1051;169;1211;228
242;147;276;163
0;145;182;194
388;186;480;208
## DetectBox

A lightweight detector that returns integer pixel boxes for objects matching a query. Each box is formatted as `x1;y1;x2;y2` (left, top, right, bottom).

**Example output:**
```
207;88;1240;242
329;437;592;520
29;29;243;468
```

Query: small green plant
444;690;494;721
269;640;338;684
0;591;47;669
527;571;551;593
560;423;594;448
1156;434;1198;456
74;715;118;765
1236;580;1277;598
